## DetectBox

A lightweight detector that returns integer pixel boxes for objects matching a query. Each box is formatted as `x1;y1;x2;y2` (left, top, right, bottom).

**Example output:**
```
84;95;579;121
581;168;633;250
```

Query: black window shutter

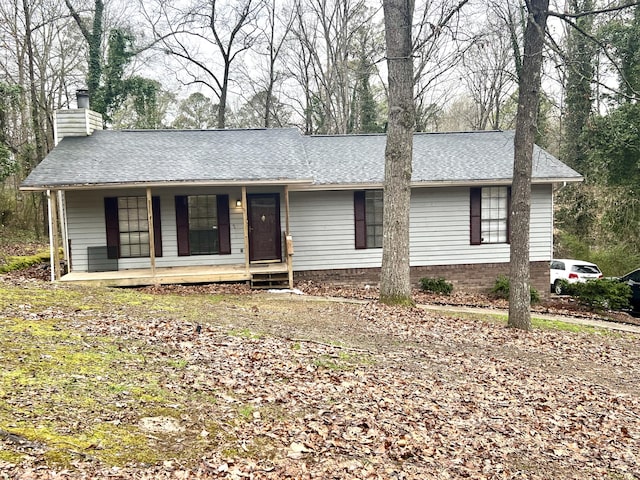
152;196;163;257
104;197;120;259
354;191;366;249
506;187;512;244
217;195;231;255
470;187;482;245
175;196;190;256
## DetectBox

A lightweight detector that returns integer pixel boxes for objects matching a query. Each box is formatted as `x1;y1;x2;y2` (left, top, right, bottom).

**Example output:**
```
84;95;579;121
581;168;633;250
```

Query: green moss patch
0;250;51;273
0;315;223;468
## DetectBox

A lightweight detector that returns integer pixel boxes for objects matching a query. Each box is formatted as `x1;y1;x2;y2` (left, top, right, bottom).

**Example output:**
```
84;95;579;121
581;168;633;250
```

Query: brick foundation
295;261;550;297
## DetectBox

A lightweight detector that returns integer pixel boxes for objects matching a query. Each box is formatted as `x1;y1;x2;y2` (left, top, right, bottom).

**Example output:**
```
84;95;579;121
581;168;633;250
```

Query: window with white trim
354;190;383;249
118;196;150;257
188;195;219;255
470;186;510;245
481;187;509;243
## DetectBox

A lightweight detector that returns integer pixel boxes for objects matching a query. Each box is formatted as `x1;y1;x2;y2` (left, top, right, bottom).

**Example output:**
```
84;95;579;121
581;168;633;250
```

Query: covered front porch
46;184;296;289
59;262;290;288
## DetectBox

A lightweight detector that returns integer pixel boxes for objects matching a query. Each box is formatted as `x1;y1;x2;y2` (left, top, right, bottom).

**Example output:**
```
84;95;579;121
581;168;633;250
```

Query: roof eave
288;176;584;191
20;178;315;192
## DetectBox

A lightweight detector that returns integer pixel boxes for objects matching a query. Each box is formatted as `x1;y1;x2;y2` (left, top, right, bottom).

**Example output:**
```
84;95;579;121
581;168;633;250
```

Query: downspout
553;181;567;194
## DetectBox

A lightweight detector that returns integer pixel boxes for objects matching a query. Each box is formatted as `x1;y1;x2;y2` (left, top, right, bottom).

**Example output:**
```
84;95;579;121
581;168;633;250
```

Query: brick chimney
53;89;103;145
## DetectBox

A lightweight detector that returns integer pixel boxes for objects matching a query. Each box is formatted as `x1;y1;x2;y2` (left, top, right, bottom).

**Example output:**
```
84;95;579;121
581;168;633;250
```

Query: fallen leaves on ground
0;276;639;479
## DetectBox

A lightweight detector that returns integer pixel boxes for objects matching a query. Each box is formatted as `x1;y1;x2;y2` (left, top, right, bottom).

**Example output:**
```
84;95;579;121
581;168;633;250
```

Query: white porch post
146;187;156;278
242;186;249;274
57;191;70;272
47;190;61;281
284;185;293;288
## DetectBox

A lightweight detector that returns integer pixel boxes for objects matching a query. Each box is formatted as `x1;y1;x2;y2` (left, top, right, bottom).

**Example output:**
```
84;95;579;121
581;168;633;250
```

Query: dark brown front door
248;193;282;262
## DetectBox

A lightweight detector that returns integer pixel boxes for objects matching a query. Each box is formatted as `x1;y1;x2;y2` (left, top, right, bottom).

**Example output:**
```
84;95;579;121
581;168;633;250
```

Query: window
104;196;162;259
188;195;219;255
354;190;383;249
470;187;510;245
175;195;231;256
118;197;149;257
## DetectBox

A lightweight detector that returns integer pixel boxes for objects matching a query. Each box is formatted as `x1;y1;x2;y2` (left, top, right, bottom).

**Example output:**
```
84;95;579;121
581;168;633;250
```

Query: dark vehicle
619;268;640;313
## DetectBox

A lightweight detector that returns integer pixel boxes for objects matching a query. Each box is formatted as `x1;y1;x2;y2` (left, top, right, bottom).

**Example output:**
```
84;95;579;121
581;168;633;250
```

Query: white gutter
22;176;583;193
287;177;584;192
20;178;315;192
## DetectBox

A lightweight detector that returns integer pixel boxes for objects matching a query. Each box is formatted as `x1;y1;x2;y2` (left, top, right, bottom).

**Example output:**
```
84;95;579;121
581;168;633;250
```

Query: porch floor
60;263;289;288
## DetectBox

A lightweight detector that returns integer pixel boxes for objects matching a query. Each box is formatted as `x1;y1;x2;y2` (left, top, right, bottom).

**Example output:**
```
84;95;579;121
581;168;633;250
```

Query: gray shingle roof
22;128;311;188
304;130;581;185
22;127;581;189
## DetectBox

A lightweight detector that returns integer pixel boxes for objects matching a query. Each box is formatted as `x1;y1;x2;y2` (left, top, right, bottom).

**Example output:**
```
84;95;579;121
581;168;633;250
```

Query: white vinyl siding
289;190;383;269
65;184;553;273
409;185;551;266
289;185;553;271
65;187;248;271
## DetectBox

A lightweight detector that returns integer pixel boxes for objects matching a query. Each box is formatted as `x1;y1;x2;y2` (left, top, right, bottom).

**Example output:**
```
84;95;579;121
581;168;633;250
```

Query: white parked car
550;259;603;294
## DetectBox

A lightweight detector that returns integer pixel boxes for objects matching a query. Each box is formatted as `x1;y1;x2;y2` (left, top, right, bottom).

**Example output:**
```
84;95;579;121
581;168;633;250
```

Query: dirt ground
1;268;639;479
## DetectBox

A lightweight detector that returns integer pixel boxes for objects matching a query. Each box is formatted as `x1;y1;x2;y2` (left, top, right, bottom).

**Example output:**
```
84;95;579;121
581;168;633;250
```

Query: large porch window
188;195;219;255
118;196;150;257
104;196;162;259
175;195;231;256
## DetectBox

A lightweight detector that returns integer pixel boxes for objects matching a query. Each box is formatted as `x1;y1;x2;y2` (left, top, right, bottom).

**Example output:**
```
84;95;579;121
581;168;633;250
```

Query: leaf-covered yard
1;276;639;479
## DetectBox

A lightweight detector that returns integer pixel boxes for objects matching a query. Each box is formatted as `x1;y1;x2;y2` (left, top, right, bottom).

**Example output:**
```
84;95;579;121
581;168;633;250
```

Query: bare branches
547;2;640;102
413;0;470;52
548;1;640;20
287;0;383;134
140;0;265;128
64;0;91;42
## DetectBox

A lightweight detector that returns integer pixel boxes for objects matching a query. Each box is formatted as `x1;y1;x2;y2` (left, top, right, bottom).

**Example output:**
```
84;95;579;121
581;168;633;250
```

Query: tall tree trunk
380;0;415;306
562;0;595;172
218;64;229;129
22;0;46;165
88;0;104;103
65;0;104;113
508;0;549;330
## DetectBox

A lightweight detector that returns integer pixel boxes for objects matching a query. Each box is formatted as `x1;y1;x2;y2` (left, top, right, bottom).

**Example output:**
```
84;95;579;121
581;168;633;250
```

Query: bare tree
379;0;471;305
460;9;518;131
508;0;549;330
0;0;84;234
0;0;84;159
237;0;295;128
412;0;472;132
506;1;640;329
380;0;415;306
287;0;381;134
141;0;264;128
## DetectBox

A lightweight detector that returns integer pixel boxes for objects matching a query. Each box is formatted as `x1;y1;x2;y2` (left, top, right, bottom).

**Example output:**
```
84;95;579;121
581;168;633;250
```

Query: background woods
1;0;640;278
